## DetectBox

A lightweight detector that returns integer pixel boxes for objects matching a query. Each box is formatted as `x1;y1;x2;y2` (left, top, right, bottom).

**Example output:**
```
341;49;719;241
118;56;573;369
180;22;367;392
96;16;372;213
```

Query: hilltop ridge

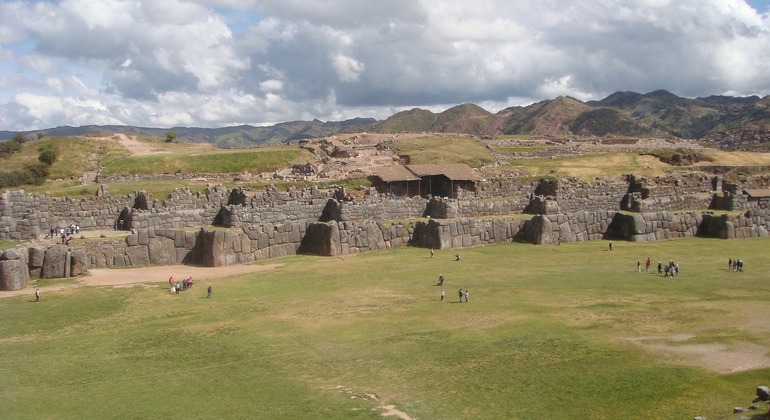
3;90;769;149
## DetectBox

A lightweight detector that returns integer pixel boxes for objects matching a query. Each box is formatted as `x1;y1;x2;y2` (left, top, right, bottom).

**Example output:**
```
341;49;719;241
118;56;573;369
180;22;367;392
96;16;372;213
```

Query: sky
1;0;769;131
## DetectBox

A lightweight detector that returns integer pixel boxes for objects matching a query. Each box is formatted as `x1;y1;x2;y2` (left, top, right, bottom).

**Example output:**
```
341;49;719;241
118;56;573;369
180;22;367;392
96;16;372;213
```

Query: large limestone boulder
70;249;90;276
125;245;150;266
148;236;175;265
0;259;28;290
41;245;69;278
28;246;46;278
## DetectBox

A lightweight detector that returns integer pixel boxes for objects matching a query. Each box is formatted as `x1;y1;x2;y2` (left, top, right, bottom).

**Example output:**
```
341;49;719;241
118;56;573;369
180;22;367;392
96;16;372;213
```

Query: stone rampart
299;220;412;256
411;218;527;249
6;208;770;290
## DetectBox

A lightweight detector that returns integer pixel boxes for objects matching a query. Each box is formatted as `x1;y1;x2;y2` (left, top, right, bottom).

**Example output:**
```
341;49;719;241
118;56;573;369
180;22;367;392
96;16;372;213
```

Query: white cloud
1;0;770;130
331;53;364;82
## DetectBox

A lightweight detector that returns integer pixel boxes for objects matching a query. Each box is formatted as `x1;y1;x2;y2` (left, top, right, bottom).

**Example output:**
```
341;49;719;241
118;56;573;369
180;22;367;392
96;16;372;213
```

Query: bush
38;144;59;166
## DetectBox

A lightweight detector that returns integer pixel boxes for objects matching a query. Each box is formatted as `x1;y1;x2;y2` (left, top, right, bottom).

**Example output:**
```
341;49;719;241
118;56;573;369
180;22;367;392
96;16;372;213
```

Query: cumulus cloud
0;0;769;130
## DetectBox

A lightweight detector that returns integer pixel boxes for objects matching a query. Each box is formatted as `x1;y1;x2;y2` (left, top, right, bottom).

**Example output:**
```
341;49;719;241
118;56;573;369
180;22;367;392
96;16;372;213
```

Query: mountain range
3;90;769;148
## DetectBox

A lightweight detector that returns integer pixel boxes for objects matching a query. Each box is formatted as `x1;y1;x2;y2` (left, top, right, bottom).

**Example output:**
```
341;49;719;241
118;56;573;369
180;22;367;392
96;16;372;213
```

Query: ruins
1;167;769;291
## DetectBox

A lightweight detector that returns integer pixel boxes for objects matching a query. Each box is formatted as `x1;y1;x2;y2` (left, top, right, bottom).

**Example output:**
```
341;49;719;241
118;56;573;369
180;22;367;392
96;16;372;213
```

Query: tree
38;144;58;166
165;130;177;143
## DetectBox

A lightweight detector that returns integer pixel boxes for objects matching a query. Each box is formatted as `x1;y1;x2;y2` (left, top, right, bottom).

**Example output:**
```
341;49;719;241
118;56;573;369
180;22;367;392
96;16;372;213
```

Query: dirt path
0;263;283;299
91;133;164;156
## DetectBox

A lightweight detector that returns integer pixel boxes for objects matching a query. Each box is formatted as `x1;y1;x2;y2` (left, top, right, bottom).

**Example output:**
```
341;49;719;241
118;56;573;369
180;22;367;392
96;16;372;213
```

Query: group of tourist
46;224;80;243
168;276;194;294
662;260;679;277
636;257;680;277
728;258;745;272
437;274;469;303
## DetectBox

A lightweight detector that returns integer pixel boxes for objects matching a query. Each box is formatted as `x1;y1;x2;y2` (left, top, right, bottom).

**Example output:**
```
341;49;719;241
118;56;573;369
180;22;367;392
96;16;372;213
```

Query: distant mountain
497;96;591;136
3;91;770;147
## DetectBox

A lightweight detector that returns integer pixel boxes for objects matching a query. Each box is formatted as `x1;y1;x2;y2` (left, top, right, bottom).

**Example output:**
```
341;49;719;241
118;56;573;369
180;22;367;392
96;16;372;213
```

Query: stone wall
299;220;412;256
411;218;527;249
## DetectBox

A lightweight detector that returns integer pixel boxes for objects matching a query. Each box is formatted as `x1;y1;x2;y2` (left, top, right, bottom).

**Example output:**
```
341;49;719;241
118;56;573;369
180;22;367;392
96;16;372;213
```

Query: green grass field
1;237;769;419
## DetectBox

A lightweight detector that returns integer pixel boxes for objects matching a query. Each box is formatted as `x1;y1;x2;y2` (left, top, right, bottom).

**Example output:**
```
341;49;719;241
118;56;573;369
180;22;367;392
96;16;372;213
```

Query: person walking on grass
458;288;463;303
440;288;445;302
35;288;40;302
465;289;469;303
207;285;212;298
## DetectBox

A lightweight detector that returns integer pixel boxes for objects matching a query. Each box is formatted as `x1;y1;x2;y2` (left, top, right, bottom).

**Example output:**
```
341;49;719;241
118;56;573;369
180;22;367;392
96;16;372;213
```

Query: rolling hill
3;90;769;148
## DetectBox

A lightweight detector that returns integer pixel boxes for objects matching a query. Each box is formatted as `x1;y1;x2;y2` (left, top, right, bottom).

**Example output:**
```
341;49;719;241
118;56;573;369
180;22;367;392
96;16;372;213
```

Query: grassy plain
2;237;769;419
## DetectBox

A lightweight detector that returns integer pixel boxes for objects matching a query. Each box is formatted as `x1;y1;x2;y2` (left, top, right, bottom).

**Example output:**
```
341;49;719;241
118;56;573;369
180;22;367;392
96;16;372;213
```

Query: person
455;254;460;261
175;282;181;294
458;288;463;303
35;288;40;302
609;241;612;251
440;288;445;302
438;274;444;286
168;276;174;287
465;289;469;303
728;258;733;271
207;285;212;298
657;261;662;274
645;257;651;272
637;260;641;273
430;248;434;258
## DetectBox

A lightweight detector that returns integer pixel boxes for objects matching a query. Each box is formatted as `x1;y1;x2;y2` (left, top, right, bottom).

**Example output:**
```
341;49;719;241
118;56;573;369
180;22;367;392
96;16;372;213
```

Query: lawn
1;237;769;419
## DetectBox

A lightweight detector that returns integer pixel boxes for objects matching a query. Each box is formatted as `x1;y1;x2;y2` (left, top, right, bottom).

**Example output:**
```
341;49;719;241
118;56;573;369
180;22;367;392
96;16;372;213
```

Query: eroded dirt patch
626;334;770;374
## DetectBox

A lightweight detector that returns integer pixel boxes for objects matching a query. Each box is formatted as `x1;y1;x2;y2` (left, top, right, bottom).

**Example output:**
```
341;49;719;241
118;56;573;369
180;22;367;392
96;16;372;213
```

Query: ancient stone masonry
425;197;529;219
6;172;770;290
0;243;91;291
333;196;429;222
300;220;412;256
411;218;527;249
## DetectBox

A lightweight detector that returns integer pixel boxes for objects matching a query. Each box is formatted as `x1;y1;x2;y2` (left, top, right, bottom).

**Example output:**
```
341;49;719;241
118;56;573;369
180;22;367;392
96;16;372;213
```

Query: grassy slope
1;237;769;419
390;135;494;168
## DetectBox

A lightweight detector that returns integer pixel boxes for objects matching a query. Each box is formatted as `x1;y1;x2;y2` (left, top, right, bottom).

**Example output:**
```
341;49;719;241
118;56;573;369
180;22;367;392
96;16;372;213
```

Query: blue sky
1;0;770;131
748;0;770;12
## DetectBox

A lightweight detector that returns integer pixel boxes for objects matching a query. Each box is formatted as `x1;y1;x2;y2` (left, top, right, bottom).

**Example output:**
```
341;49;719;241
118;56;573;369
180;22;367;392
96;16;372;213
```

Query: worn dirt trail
0;263;282;299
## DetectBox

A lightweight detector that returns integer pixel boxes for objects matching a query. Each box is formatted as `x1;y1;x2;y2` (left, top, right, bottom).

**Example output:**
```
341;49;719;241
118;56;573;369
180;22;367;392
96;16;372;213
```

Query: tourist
609;241;612;251
637;260;641;273
430;248;434;258
438;274;444;286
645;257;651;272
657;261;662;274
207;285;212;298
35;288;40;302
728;258;733;271
455;254;460;261
465;289;469;303
440;288;444;302
458;288;463;303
